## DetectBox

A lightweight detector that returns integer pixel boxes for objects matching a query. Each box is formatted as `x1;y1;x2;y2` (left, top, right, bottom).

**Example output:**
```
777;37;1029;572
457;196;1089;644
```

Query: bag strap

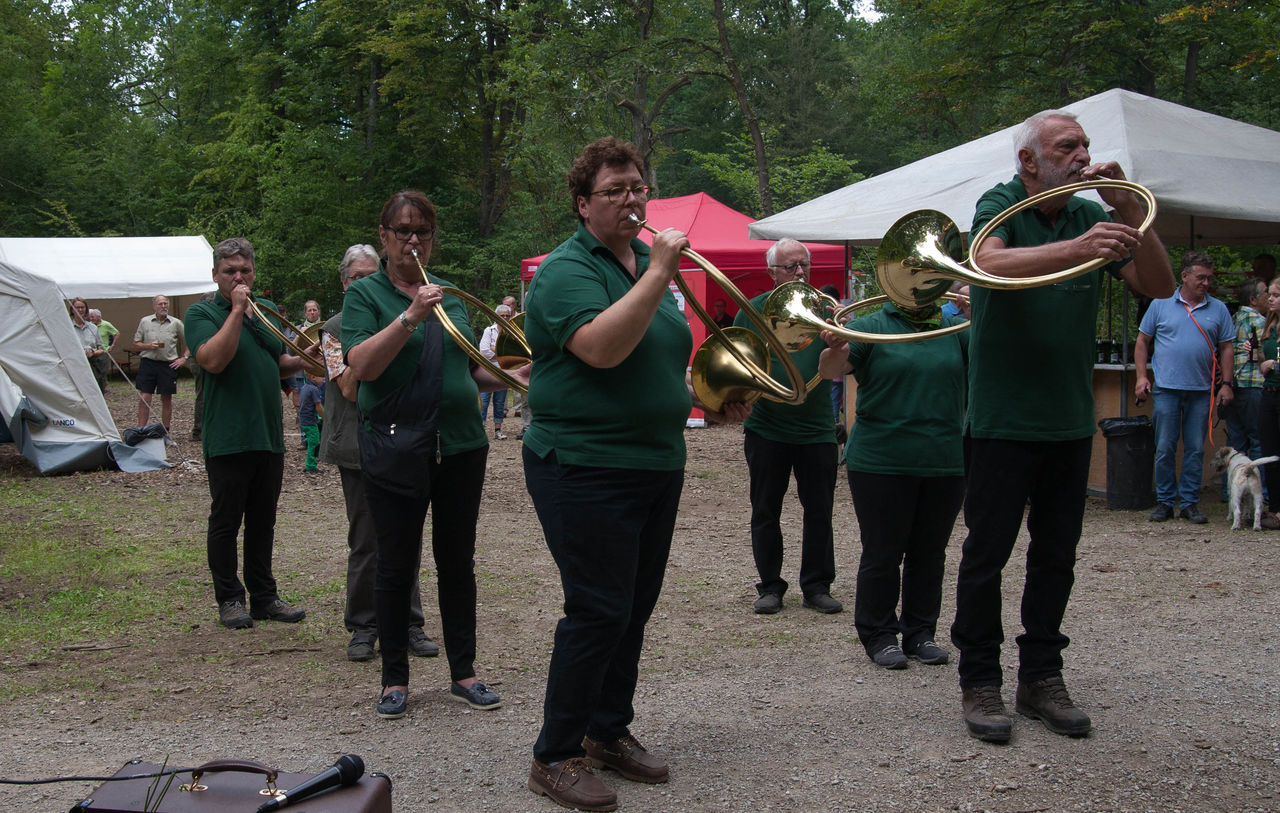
1182;301;1221;445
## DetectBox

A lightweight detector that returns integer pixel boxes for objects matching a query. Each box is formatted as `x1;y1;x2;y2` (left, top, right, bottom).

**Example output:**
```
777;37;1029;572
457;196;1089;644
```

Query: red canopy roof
520;192;844;283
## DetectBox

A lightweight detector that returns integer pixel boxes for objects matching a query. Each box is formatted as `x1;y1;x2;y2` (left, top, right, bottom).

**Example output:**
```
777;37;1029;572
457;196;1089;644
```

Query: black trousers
848;470;964;655
204;451;284;609
364;445;487;688
743;429;838;598
339;466;424;637
1258;388;1280;512
524;446;683;765
950;436;1091;688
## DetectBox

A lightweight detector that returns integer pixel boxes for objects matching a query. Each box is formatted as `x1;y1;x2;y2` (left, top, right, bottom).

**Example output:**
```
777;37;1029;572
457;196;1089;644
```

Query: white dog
1210;446;1280;530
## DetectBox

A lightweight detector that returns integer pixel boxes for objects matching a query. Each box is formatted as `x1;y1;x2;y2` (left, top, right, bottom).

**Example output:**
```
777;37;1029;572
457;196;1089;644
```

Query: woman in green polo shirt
818;303;968;671
342;189;526;720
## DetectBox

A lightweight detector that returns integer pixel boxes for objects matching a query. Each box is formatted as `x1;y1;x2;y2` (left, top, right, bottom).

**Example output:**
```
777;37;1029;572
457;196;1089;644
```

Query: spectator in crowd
299;371;325;472
711;298;733;328
131;294;188;434
1222;278;1268;502
479;304;514;440
89;309;118;352
502;294;533;440
1136;252;1234;524
1251;253;1276;284
70;297;108;392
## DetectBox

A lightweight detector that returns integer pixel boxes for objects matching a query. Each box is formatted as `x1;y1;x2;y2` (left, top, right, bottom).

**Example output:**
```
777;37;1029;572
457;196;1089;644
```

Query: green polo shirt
340;265;487;457
523;223;693;470
843;304;967;475
967;175;1121;441
734;291;834;445
184;294;286;458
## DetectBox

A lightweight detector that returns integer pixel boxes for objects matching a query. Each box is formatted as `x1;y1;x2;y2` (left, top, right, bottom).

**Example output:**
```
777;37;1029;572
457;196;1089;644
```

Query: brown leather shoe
528;757;617;811
961;685;1012;743
583;734;669;784
1016;674;1092;737
1262;512;1280;530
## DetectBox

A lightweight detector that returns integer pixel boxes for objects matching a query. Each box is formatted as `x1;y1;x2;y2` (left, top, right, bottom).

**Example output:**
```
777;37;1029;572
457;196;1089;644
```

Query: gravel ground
1;386;1278;811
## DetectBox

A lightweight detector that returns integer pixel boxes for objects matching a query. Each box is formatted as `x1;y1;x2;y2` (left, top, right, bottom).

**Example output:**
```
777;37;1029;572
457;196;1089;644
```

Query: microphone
255;754;364;812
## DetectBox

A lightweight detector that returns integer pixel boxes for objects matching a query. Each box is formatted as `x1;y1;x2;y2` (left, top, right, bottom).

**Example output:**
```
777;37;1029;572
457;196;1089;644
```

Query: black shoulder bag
356;316;444;499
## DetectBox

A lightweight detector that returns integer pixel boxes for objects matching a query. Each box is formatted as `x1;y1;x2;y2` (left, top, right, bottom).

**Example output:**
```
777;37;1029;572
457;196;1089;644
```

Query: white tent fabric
0;261;168;474
750;89;1280;246
0;235;215;299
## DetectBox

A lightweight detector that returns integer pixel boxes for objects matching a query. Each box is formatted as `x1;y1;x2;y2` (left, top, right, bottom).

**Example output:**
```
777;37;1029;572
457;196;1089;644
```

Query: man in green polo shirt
950;109;1174;744
185;237;310;631
736;239;841;617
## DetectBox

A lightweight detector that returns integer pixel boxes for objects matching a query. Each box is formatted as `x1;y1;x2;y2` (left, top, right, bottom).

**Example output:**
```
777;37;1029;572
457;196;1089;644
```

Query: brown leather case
70;758;392;812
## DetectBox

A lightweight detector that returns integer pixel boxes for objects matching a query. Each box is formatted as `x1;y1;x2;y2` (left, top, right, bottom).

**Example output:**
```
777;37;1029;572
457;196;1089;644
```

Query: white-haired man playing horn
950;109;1174;743
738;238;841;617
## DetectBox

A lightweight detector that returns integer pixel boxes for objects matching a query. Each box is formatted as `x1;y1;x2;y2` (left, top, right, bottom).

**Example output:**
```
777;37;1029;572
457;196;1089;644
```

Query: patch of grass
0;480;207;666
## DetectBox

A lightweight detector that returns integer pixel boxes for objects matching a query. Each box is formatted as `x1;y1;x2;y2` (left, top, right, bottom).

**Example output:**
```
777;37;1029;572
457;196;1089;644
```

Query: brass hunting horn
247;299;327;377
411;249;531;395
627;215;807;414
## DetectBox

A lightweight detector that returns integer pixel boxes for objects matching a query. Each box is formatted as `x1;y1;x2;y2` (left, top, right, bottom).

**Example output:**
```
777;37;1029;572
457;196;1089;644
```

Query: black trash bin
1097;416;1155;510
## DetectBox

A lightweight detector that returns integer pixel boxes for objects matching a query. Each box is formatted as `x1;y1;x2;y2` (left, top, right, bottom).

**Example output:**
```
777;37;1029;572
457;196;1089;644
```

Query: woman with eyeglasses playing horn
341;189;528;721
522;137;749;812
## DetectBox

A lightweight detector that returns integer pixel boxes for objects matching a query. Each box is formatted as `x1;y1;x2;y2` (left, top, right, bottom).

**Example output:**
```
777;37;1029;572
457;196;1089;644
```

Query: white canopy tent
749;89;1280;247
0;261;168;474
0;235;217;298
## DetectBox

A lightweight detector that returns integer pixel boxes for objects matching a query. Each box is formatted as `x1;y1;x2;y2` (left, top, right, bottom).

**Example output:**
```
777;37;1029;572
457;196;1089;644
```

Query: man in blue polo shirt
1135;251;1234;524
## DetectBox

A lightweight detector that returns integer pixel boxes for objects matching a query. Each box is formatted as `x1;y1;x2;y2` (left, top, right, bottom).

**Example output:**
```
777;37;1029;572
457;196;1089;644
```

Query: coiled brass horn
626;215;807;414
875;179;1157;318
247;299;327;377
411;249;531;395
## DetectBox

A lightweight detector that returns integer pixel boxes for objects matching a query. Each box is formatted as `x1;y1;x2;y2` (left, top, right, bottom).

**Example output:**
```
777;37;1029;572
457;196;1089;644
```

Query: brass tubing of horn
826;292;971;345
247;298;327;376
965;178;1158;284
627;215;806;406
410;250;530;395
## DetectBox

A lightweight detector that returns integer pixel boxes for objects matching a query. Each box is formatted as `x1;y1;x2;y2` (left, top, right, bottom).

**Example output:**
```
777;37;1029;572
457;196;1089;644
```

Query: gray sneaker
218;600;253;629
872;643;909;670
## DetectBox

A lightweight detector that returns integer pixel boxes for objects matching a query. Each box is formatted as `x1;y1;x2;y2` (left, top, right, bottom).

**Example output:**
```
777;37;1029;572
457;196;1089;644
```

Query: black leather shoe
871;643;909;669
906;639;950;665
407;628;440;657
1179;504;1208;524
802;593;843;614
1015;674;1091;737
347;634;376;662
376;689;407;719
752;593;783;614
1148;503;1174;522
250;598;305;623
962;685;1012;743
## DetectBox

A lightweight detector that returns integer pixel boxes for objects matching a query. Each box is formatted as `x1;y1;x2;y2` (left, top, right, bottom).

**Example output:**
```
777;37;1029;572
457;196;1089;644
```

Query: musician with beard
950;109;1174;743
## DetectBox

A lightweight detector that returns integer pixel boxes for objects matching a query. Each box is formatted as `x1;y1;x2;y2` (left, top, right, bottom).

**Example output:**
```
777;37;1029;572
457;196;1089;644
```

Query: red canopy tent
518;192;848;424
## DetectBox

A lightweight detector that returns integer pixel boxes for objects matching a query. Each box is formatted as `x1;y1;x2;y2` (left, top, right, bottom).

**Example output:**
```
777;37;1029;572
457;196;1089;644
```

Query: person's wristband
397;312;417;333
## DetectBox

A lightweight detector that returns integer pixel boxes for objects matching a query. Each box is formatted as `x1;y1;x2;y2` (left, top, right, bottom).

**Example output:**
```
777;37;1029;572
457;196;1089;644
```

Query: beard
1038;158;1083;191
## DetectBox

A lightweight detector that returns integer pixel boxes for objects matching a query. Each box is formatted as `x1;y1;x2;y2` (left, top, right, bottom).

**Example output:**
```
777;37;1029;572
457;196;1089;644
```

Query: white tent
0;235;216;298
0;261;168;474
750;89;1280;246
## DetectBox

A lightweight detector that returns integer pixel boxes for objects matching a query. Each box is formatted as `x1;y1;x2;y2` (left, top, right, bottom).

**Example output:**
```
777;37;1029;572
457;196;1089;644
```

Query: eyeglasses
387;226;436;242
590;184;649;204
770;262;811;273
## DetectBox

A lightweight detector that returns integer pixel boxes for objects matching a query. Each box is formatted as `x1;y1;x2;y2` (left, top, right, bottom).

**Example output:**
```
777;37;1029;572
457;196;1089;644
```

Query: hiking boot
802;593;843;614
905;639;950;665
583;734;669;784
752;593;783;614
347;634;376;662
528;757;617;812
218;600;253;629
250;598;306;623
1015;675;1092;737
407;628;440;657
871;643;909;670
1148;503;1174;522
962;685;1012;743
1179;504;1208;524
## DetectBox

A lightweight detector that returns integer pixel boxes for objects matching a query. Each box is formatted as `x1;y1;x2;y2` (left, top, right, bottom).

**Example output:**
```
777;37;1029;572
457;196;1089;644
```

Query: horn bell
876;210;968;310
691;327;770;415
759;281;834;353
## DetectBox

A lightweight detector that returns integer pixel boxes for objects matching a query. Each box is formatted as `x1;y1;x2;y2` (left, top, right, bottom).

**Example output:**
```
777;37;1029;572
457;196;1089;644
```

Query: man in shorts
132;294;189;434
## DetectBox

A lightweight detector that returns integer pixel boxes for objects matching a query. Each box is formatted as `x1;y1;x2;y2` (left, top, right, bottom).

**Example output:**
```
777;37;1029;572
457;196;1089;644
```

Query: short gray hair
765;238;810;268
213;237;255;267
1013;110;1078;174
339;244;380;285
1238;278;1266;306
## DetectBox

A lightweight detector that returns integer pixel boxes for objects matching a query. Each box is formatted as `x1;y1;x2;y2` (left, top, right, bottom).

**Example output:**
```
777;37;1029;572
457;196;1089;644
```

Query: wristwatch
397;312;417;332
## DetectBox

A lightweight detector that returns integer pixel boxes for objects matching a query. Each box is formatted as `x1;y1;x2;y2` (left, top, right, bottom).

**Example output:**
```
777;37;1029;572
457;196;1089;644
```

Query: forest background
2;0;1278;316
